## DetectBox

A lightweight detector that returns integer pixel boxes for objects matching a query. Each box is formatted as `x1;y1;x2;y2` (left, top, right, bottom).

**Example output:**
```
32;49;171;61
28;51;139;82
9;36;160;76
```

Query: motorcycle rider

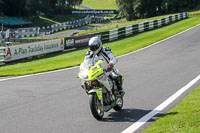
85;36;124;95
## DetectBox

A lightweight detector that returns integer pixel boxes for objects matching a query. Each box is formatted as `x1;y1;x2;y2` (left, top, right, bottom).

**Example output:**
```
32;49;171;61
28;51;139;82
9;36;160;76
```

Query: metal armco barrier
0;47;6;66
10;15;92;39
42;15;92;35
100;12;188;43
13;27;40;38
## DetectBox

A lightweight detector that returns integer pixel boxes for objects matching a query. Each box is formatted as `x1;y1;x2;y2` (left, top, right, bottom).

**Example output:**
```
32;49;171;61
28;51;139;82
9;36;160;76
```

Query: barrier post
109;29;118;41
0;47;5;66
144;22;149;31
101;31;109;43
132;24;139;34
118;27;126;39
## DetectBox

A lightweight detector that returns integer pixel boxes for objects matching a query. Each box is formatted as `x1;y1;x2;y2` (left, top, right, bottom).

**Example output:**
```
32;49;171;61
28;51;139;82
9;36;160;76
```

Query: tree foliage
0;0;83;17
117;0;200;20
116;0;134;21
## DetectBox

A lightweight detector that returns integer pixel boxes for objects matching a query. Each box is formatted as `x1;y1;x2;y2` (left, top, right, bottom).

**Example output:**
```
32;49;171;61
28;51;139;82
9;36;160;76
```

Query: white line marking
0;24;200;82
121;74;200;133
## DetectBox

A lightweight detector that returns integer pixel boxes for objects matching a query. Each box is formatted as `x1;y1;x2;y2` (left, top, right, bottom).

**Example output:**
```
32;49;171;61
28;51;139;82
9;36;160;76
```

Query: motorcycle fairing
78;60;103;81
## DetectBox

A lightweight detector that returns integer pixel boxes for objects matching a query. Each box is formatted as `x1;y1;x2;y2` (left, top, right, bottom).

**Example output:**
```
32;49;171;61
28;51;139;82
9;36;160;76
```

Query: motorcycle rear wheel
89;93;104;120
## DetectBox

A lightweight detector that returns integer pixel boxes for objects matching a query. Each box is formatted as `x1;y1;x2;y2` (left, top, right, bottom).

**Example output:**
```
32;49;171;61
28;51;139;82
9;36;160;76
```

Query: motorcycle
78;59;124;120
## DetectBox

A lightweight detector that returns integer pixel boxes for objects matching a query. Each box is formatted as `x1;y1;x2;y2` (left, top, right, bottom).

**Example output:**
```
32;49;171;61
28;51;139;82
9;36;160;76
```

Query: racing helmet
88;36;102;53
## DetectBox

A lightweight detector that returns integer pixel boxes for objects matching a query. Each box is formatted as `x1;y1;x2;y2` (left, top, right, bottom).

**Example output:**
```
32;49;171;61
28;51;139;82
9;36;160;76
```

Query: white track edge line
0;24;200;82
121;74;200;133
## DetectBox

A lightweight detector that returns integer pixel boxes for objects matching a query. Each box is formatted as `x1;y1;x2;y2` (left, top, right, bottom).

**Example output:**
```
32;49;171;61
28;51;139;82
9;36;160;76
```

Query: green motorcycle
78;59;124;120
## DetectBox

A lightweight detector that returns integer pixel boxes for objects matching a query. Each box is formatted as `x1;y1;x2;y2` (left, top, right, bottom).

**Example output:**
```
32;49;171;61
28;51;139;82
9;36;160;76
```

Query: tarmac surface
0;25;200;133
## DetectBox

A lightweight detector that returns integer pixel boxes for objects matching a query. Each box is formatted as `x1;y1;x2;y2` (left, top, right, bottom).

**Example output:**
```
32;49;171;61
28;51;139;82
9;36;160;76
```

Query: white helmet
88;36;102;54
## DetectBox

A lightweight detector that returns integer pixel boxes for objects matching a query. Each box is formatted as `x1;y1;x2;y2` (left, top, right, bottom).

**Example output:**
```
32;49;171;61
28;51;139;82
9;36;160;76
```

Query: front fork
89;88;119;112
96;88;103;105
89;88;103;110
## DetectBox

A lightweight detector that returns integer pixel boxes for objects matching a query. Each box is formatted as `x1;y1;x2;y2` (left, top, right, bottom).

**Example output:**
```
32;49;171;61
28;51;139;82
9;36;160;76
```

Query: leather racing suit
84;46;123;92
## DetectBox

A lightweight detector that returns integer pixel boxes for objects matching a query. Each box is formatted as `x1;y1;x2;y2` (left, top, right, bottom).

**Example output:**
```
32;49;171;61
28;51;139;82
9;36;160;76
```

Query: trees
166;0;200;12
117;0;165;19
117;0;200;20
1;0;27;16
0;0;83;17
116;0;134;21
0;0;3;16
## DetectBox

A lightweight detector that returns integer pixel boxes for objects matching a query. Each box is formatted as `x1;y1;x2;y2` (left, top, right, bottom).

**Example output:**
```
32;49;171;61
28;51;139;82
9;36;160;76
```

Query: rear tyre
89;93;104;120
113;97;123;111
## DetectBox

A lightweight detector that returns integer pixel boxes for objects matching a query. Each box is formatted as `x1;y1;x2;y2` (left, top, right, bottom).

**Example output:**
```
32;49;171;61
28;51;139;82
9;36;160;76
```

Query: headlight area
88;80;99;88
81;80;100;94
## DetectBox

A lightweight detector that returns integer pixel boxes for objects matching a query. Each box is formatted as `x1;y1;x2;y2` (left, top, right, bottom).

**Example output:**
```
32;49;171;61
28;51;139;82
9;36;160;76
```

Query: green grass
82;0;117;9
33;16;57;27
143;86;200;133
32;14;87;27
0;15;200;76
51;14;87;22
39;16;60;24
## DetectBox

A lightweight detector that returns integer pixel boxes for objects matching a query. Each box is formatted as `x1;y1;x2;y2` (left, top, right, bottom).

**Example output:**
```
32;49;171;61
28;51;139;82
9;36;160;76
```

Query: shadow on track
101;108;153;122
101;108;178;122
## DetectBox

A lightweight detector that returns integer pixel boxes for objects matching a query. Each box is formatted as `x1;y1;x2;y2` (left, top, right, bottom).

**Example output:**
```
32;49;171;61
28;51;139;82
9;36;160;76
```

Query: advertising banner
5;39;64;62
57;10;119;14
0;47;5;60
64;33;98;49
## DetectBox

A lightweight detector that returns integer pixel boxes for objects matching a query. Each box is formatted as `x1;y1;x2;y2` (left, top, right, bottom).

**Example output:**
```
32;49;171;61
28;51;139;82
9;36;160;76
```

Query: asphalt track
0;25;200;133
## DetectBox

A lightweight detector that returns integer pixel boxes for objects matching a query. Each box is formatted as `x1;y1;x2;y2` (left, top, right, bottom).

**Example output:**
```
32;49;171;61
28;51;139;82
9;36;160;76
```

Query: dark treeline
116;0;200;20
0;0;83;17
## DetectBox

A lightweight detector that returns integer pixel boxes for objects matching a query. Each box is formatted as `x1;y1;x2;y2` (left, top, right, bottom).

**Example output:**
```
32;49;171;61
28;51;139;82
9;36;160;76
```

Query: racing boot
115;75;125;96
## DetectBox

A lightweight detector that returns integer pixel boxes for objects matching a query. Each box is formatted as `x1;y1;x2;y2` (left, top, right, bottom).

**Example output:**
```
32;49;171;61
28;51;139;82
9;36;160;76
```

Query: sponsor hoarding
5;39;64;62
56;10;119;14
64;33;98;49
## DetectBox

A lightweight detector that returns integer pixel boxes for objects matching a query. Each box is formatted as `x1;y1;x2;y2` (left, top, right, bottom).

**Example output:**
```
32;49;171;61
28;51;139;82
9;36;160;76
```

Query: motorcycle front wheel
113;97;123;111
89;93;104;120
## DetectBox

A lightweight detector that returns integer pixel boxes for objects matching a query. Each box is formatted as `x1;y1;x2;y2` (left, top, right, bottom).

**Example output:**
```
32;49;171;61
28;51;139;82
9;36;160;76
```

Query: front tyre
89;93;104;120
113;97;123;111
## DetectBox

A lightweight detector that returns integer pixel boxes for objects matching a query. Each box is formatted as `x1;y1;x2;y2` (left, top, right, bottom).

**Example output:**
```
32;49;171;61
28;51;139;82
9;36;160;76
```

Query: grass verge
143;86;200;133
82;0;117;9
32;14;87;27
77;13;177;35
39;16;60;24
0;16;200;76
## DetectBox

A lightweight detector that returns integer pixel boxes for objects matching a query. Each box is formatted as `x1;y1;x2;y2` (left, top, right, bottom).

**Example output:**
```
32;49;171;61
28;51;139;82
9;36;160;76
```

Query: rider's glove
106;64;113;72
